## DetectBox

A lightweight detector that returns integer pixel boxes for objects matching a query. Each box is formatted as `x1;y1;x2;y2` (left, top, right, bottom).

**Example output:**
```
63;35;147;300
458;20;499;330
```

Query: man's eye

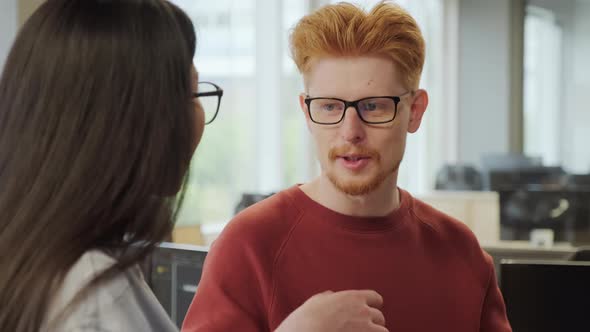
322;104;338;111
364;103;378;111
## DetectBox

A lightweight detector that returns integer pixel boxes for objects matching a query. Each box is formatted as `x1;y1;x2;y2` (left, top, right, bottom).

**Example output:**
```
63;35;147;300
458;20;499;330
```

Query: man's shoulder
236;186;302;225
409;195;492;274
210;187;303;256
410;196;479;244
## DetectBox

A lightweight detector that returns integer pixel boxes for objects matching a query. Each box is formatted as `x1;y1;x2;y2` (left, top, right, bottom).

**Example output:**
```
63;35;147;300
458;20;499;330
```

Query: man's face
299;56;427;196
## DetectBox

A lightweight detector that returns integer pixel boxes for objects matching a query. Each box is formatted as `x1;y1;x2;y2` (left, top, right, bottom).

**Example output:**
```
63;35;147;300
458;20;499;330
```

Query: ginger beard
325;144;401;196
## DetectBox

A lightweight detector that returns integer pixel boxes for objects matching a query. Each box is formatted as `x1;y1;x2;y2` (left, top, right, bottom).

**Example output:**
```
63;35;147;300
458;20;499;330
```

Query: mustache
328;145;380;161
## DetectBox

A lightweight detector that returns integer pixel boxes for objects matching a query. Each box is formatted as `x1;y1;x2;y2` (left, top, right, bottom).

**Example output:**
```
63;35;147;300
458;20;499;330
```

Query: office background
2;1;590;330
1;0;589;240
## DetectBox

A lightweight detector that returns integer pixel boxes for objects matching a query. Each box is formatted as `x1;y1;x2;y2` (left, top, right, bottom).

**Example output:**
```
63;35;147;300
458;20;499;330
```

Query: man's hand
275;290;388;332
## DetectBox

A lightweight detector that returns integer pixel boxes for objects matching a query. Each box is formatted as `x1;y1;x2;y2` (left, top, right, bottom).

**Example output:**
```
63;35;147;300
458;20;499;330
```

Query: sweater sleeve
181;224;270;332
480;254;512;332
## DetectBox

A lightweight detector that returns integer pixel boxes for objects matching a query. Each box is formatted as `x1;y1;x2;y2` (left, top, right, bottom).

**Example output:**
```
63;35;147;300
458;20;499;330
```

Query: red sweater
182;186;512;332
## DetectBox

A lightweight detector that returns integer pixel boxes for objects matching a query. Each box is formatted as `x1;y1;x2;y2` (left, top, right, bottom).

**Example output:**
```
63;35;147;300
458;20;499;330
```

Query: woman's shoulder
50;250;128;311
45;250;177;332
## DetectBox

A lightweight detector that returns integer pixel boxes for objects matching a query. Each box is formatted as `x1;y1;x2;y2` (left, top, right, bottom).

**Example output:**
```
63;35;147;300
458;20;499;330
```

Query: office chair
435;164;483;191
566;174;590;190
571;247;590;261
234;192;274;215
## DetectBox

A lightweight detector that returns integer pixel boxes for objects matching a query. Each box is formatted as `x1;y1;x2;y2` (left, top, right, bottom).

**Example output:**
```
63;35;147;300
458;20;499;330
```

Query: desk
482;241;577;282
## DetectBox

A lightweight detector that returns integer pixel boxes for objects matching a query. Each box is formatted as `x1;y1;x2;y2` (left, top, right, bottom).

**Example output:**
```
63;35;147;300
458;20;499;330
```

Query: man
182;2;512;332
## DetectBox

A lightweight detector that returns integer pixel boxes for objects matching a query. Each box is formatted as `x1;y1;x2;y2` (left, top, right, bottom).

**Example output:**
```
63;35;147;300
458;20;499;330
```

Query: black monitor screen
500;260;590;332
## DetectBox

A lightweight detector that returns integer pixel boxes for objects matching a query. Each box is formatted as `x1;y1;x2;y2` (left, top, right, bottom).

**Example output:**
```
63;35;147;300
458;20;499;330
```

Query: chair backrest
234;192;274;215
571;248;590;261
566;174;590;190
435;164;483;191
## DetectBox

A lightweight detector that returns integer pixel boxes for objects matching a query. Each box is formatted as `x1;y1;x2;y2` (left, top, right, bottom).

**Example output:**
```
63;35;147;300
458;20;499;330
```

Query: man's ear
407;89;428;133
299;93;313;132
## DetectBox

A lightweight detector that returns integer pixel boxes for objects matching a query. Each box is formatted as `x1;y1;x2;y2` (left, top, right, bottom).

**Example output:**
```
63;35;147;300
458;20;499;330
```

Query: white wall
527;0;590;173
567;0;590;173
457;0;516;166
0;0;18;70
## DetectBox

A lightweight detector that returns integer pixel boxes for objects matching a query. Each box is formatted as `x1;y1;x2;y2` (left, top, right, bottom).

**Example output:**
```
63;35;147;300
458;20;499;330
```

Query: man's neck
300;174;400;217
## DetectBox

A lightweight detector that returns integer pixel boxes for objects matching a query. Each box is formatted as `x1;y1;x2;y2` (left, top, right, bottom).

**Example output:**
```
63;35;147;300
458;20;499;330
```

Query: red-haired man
183;2;512;332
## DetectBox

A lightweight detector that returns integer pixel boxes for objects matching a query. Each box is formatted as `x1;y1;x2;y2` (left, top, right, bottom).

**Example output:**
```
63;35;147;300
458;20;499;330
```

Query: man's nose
339;106;366;144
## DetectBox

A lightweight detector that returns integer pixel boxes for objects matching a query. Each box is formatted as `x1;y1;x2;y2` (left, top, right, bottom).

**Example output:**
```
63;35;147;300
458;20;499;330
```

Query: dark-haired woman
0;1;217;331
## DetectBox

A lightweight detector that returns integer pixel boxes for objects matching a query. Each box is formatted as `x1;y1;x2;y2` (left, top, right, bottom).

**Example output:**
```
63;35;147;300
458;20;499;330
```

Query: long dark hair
0;0;197;330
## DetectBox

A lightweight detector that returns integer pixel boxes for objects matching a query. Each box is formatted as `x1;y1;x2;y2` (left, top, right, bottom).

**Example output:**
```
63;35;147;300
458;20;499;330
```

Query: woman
0;0;219;330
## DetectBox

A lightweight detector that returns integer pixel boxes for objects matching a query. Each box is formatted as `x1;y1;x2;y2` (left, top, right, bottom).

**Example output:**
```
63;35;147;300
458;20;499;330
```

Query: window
172;0;308;227
523;6;562;166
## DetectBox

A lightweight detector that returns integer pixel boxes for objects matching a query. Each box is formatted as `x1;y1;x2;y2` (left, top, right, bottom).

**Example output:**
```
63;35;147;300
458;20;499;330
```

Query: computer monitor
500;260;590;332
480;153;543;190
481;153;542;171
489;166;565;191
143;242;208;328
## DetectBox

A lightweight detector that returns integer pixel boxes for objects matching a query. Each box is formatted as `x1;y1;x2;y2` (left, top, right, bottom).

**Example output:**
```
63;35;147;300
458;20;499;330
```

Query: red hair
290;1;425;89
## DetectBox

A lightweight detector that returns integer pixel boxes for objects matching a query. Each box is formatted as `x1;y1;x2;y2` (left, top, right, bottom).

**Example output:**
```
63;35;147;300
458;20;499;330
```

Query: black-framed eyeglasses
194;81;223;125
304;92;412;125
